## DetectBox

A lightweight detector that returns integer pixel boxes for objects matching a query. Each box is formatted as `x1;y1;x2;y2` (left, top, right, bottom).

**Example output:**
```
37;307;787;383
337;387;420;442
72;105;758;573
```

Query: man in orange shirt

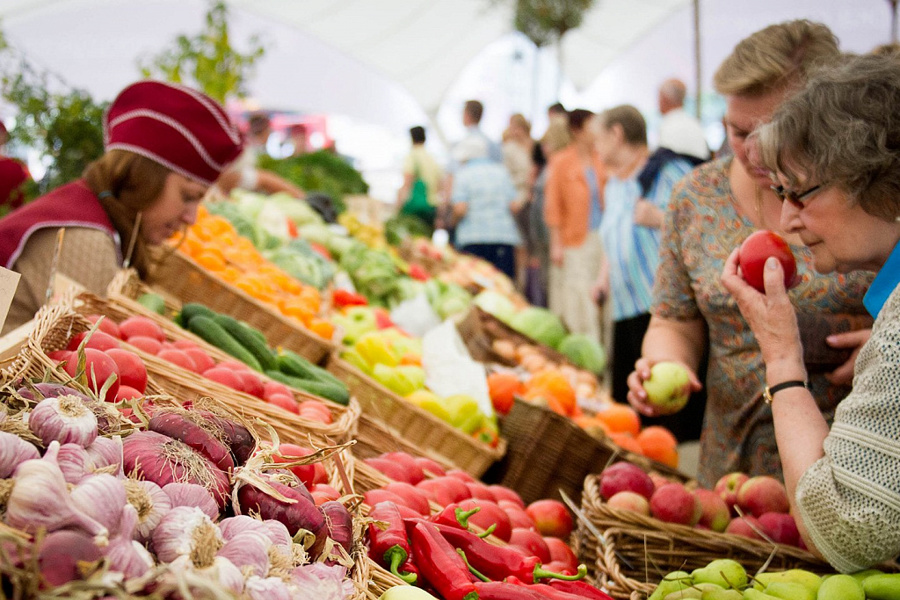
543;109;606;342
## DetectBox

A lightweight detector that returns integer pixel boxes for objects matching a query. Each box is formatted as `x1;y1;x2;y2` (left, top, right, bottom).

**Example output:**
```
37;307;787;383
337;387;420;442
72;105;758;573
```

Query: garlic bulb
37;530;102;586
162;482;218;520
217;531;270;577
168;554;244;595
218;515;270;541
85;436;123;475
57;443;94;484
6;442;108;544
71;473;126;534
151;506;223;564
0;431;39;478
244;575;293;600
29;395;98;447
125;479;171;541
104;504;154;578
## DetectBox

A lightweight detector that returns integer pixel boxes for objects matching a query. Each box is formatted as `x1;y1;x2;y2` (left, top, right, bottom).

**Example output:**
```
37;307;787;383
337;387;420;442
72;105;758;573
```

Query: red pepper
409;264;430;281
409;521;478;600
546;579;614;600
505;576;595;600
431;504;482;530
333;289;368;307
430;521;586;584
472;581;546;600
368;502;417;583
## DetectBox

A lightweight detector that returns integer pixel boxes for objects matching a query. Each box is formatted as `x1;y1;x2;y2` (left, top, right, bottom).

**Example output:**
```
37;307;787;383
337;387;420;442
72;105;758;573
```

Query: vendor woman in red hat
0;80;244;334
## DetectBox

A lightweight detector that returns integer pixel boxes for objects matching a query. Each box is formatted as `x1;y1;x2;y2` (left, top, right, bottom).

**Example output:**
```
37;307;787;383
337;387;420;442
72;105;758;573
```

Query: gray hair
756;53;900;222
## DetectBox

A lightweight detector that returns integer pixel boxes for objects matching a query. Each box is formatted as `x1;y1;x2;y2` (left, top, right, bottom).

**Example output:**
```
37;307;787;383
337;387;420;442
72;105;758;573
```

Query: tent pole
891;0;899;42
693;0;702;120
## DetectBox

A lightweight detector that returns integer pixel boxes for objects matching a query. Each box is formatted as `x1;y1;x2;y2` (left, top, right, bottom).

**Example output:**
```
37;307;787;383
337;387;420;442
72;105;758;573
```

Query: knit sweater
795;281;900;572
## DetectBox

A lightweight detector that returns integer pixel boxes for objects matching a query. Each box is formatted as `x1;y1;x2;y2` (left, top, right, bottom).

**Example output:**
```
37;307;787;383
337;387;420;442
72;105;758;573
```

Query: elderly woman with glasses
722;53;900;572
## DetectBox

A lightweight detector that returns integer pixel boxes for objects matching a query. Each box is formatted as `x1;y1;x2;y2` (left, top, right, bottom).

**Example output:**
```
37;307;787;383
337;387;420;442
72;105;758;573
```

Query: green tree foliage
511;0;596;47
0;30;106;195
138;1;265;103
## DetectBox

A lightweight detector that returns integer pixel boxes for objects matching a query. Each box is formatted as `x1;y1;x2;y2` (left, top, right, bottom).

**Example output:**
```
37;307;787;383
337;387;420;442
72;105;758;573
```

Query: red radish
119;316;165;342
310;483;341;505
148;411;234;473
127;336;163;355
383;482;431;515
380;452;425;482
465;481;497;502
445;469;476;483
171;339;198;351
122;430;230;508
115;386;143;402
236;475;325;551
488;485;525;508
415;476;472;507
501;501;536;529
156;349;199;373
104;348;148;393
67;331;121;352
413;456;446;477
203;366;244;391
267;393;300;414
63;348;120;403
272;443;321;488
236;371;265;399
183;348;216;374
86;314;121;339
217;359;252;372
364;457;420;484
263;380;293;400
363;489;425;515
319;501;353;563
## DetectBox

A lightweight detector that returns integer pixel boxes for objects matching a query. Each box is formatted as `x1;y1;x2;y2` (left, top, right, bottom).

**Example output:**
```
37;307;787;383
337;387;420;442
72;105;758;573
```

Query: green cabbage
508;307;567;349
473;291;516;323
558;334;607;374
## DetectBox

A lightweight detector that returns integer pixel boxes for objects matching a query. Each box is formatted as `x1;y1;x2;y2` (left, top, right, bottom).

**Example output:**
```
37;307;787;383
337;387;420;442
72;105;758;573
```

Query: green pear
850;568;884;584
692;559;748;589
762;581;815;600
663;589;703;599
649;571;693;600
743;589;781;600
753;570;821;594
702;589;743;600
816;574;864;600
862;573;900;600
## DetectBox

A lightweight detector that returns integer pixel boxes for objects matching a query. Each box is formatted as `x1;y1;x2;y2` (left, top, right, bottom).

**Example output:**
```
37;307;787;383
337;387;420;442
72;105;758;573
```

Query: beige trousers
548;231;605;343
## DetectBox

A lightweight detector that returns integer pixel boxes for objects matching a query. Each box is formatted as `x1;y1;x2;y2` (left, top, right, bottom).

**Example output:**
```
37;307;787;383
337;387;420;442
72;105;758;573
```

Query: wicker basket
325;353;506;477
491;399;690;506
145;247;334;364
575;474;833;599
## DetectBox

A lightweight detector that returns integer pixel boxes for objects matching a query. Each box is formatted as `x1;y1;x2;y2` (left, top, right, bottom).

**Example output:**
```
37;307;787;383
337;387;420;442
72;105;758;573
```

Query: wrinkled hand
721;249;805;371
825;328;871;385
626;357;702;416
633;199;661;228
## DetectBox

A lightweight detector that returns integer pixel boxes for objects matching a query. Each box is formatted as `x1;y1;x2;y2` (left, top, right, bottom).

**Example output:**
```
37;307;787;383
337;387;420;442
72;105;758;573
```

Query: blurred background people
503;113;536;289
397;125;444;229
657;78;710;162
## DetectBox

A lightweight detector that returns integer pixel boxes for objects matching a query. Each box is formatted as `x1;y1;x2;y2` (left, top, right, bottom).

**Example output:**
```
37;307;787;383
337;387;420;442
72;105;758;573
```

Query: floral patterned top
653;158;873;487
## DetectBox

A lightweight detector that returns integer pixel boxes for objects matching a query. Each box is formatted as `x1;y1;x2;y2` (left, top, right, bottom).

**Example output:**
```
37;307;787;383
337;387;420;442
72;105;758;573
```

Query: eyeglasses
771;184;822;209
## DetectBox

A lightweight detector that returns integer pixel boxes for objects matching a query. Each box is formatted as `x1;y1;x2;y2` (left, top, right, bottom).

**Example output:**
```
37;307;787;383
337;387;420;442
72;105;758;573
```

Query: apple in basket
525;499;574;539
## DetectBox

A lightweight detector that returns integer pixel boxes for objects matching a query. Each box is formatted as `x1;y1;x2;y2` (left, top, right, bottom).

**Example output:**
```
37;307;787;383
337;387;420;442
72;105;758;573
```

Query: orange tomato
636;426;679;468
487;372;523;416
594;403;641;437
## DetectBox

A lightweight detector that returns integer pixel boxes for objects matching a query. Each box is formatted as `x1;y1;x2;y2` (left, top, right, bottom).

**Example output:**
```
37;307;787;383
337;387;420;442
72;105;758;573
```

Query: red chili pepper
546;579;614;600
472;581;546;600
410;521;478;600
504;576;592;600
368;501;417;583
429;521;586;584
333;289;368;307
431;504;482;530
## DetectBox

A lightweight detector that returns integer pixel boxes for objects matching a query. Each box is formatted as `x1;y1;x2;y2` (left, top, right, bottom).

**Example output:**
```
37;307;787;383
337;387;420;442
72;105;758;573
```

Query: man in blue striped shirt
594;105;694;404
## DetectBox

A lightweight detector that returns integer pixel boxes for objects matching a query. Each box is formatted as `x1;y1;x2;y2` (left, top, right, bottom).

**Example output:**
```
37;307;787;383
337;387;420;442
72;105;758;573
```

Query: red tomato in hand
738;230;798;293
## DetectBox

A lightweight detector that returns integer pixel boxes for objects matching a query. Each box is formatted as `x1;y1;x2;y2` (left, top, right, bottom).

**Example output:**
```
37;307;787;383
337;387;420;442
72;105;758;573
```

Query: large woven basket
145;248;334;364
325;353;506;477
575;474;833;599
5;295;360;449
491;398;690;506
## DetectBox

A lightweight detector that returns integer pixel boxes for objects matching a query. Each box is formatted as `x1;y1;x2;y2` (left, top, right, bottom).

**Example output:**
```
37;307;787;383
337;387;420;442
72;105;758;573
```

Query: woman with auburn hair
723;53;900;571
0;80;244;334
625;21;873;487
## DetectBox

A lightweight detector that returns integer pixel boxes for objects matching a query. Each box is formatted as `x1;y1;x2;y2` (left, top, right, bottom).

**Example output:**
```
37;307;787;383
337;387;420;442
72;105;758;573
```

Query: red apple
758;512;800;546
203;366;244;391
693;488;731;533
599;462;655;501
156;348;198;373
183;348;216;374
725;515;764;540
508;527;551;563
736;476;789;518
738;230;798;293
649;483;701;526
714;471;749;513
525;499;574;539
607;491;651;516
114;385;143;402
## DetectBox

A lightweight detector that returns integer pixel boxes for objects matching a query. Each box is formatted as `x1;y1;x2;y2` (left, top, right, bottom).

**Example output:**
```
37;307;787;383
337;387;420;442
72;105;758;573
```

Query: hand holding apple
737;230;798;294
641;361;692;414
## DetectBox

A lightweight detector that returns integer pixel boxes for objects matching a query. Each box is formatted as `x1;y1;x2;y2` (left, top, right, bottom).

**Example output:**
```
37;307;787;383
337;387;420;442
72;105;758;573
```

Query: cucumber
137;292;167;315
265;370;350;406
277;349;345;388
212;314;276;372
188;316;263;372
179;303;217;328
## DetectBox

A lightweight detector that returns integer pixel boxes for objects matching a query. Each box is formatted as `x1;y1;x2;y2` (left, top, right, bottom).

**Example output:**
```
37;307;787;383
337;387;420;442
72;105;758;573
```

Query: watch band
763;380;809;405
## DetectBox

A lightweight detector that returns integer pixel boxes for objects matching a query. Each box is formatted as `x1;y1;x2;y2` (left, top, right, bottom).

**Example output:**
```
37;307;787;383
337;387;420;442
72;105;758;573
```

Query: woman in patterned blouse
625;21;873;487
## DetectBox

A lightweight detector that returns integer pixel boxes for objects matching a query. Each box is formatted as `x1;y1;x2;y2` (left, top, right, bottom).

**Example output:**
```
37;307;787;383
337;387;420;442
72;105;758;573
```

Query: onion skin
320;500;353;562
123;431;230;508
162;482;218;520
200;412;256;466
236;477;326;552
148;412;234;472
0;431;39;478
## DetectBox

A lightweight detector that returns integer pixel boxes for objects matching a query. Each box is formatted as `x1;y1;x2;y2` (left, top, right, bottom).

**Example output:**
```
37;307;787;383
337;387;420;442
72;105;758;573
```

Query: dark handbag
399;158;436;224
796;313;874;373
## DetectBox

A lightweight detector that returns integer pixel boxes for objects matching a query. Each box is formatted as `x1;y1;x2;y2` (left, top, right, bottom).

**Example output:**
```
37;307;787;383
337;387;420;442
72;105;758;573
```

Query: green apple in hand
643;361;692;412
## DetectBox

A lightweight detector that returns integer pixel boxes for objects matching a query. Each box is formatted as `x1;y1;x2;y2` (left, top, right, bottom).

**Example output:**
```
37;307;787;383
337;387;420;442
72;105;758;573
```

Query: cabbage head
558;334;606;374
508;307;567;349
473;290;516;323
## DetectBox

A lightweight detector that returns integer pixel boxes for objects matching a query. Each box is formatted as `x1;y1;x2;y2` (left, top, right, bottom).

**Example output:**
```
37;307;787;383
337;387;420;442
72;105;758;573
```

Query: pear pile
647;558;900;600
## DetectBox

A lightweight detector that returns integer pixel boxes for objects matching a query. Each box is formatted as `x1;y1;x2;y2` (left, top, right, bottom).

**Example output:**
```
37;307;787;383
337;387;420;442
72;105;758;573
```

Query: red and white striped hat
104;80;244;185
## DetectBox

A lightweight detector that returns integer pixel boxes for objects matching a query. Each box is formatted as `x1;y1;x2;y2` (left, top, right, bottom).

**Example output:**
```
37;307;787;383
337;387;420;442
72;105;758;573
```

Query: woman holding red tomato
625;21;873;488
0;80;243;335
721;54;900;571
